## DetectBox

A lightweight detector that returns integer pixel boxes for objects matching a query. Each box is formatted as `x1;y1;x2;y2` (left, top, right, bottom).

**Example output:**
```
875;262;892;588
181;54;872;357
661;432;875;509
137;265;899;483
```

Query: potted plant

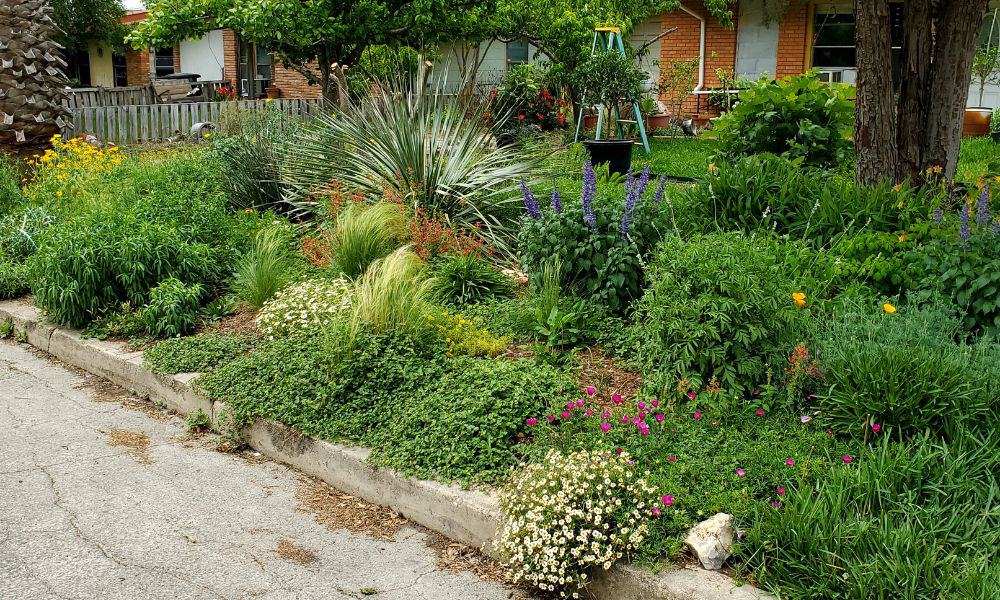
965;9;999;137
640;96;670;132
573;50;647;174
265;85;282;100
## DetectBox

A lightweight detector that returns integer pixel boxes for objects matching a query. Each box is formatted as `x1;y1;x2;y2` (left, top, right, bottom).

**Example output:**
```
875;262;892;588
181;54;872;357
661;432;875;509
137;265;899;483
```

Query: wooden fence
64;81;234;108
65;99;325;144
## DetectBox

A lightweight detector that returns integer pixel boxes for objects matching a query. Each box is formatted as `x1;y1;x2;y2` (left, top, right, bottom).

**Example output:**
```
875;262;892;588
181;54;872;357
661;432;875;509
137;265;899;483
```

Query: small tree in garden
970;10;1000;108
659;57;700;120
572;50;647;140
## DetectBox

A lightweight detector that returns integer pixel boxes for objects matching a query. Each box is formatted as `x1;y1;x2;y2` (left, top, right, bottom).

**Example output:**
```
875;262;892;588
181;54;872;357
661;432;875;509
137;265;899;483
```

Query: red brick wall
655;0;737;118
776;1;810;78
222;29;238;86
271;61;323;99
172;43;181;73
125;49;150;86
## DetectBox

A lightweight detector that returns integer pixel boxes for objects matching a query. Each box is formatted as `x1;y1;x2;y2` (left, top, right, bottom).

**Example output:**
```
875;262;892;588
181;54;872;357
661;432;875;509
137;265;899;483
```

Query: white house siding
630;19;662;94
179;29;225;81
432;40;544;93
734;1;778;79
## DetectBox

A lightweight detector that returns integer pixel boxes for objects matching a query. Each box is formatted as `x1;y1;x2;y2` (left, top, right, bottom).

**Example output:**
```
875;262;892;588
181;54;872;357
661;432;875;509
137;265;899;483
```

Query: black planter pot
582;139;634;176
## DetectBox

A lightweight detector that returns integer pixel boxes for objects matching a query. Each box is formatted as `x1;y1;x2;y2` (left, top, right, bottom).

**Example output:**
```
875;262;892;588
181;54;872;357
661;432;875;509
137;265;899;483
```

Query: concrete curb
0;299;774;600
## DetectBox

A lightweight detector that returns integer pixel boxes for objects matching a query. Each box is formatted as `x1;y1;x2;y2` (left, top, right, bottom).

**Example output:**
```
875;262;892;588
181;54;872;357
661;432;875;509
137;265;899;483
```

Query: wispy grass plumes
231;226;300;310
330;202;407;279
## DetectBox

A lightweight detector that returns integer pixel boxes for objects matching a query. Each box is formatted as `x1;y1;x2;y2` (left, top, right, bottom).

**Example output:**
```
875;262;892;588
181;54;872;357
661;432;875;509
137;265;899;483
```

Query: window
154;47;175;78
112;53;128;87
812;3;904;86
238;37;272;98
66;49;91;86
506;39;529;66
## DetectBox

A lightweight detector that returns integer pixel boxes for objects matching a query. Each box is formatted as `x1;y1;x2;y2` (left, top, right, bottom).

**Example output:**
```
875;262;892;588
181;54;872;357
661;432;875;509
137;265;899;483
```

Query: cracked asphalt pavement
0;341;525;600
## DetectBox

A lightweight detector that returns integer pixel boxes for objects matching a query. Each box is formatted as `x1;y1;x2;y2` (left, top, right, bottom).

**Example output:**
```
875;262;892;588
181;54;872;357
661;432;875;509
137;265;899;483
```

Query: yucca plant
215;107;296;212
231;225;301;310
282;73;536;255
330;202;407;279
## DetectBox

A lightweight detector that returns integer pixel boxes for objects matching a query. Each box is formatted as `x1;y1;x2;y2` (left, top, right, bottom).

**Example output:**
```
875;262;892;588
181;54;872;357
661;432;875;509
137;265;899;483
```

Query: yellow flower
265;98;274;103
792;292;807;308
202;133;212;139
892;183;902;192
708;163;719;175
932;166;943;175
883;303;897;314
898;232;906;242
55;190;62;197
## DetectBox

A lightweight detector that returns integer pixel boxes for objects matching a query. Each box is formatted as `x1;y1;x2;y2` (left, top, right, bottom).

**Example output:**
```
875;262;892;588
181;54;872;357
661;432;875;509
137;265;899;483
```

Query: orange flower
883;303;897;314
792;292;807;308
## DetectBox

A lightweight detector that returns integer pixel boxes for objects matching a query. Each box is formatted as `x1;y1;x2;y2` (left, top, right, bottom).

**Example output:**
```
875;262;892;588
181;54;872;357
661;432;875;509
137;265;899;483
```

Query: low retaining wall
0;299;773;600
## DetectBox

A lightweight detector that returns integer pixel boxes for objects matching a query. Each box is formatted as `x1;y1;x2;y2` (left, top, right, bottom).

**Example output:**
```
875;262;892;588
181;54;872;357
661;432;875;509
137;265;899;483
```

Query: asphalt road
0;341;523;600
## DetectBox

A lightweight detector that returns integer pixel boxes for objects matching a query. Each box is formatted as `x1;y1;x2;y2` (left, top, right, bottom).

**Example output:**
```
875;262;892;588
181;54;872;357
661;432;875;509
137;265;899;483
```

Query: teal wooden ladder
573;27;650;153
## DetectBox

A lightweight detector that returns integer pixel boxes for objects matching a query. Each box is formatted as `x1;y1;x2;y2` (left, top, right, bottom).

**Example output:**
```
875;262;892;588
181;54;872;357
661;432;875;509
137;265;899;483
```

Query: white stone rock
685;512;735;570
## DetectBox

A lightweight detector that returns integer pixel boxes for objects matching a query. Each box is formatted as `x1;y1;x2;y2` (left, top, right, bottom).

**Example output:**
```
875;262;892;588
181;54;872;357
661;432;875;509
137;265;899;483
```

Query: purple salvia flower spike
620;166;651;235
582;160;597;230
551;183;562;213
932;206;943;223
653;175;667;206
521;180;541;219
975;186;991;225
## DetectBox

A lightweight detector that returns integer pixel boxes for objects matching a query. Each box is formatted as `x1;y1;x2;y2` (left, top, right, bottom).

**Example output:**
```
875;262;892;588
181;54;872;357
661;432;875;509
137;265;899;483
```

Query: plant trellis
574;27;650;153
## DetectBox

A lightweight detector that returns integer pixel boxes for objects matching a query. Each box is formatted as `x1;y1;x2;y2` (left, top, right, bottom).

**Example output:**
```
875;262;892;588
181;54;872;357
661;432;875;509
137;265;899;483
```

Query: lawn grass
632;137;716;180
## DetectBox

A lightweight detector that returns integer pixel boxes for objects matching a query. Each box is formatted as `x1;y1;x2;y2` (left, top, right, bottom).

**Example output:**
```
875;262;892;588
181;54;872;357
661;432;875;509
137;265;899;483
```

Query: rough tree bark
854;0;898;185
895;0;933;183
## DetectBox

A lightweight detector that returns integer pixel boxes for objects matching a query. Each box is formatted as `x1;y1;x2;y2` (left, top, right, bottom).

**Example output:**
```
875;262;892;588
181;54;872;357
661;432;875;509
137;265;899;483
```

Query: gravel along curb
0;299;774;600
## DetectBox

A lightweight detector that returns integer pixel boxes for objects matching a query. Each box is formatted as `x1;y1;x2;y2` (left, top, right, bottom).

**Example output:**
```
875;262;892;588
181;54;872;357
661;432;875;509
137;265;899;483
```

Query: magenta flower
600;422;611;433
693;412;703;420
576;399;584;408
651;507;662;516
687;391;696;400
651;400;659;408
525;417;538;427
637;401;646;410
777;486;786;496
638;411;647;419
661;495;674;506
546;414;555;423
655;413;665;423
640;427;650;437
561;411;571;420
585;409;594;417
586;386;596;396
667;455;677;463
612;394;623;405
769;500;783;508
736;468;746;477
565;401;575;410
785;458;795;467
800;415;811;424
755;408;765;417
631;416;641;425
826;429;834;436
842;455;853;464
602;411;611;420
871;423;881;433
621;415;629;424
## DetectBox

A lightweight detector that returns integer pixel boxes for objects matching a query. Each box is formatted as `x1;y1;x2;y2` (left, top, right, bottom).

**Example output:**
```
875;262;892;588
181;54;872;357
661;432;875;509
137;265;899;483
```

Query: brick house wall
172;44;181;73
776;1;810;78
271;62;324;99
125;49;151;86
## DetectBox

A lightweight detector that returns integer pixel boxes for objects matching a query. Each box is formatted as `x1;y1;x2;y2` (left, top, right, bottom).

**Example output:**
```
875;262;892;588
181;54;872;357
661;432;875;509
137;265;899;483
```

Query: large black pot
582;139;634;176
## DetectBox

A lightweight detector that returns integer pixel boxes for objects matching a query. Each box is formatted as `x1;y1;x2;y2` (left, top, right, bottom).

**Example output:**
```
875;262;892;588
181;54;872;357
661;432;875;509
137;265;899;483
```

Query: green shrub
0;257;29;299
369;357;576;484
141;278;203;337
680;154;934;246
518;163;674;311
231;225;301;310
813;303;999;440
628;233;806;393
29;209;217;327
330;202;406;279
0;206;54;261
145;333;258;374
430;252;513;305
746;432;1000;598
214;107;294;211
461;296;537;340
0;154;23;214
713;72;854;167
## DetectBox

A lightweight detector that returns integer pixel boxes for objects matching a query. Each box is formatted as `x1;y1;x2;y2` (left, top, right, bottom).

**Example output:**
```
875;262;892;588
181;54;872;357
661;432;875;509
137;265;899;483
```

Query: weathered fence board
65;99;324;143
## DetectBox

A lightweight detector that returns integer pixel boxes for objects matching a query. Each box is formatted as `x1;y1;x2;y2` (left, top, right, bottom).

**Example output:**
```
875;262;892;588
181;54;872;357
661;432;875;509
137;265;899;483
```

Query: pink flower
736;468;746;477
602;411;611;420
655;413;665;423
667;455;677;463
842;455;853;464
651;400;659;408
871;423;881;433
637;401;646;410
525;418;538;427
755;408;765;417
785;458;795;467
769;500;782;508
638;411;647;419
565;401;575;410
640;427;650;437
693;412;702;420
631;417;641;425
600;422;611;433
586;386;596;396
651;507;662;516
621;415;629;424
615;448;623;455
800;415;811;423
777;486;786;496
585;409;594;417
661;495;674;506
561;411;571;420
687;391;696;400
576;399;585;408
546;414;555;423
826;429;834;436
612;394;622;405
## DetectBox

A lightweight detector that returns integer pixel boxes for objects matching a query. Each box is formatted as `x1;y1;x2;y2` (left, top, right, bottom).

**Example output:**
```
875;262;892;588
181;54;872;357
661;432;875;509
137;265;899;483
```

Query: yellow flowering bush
427;310;508;357
498;449;661;598
26;135;124;205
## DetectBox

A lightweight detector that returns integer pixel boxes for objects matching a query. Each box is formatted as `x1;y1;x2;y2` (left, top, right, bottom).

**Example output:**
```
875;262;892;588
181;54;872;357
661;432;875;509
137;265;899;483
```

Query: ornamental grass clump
329;201;407;279
256;277;351;339
498;449;661;598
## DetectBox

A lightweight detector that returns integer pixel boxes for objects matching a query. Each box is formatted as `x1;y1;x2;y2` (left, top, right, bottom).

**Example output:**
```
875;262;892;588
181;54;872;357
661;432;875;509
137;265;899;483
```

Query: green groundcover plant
145;333;259;374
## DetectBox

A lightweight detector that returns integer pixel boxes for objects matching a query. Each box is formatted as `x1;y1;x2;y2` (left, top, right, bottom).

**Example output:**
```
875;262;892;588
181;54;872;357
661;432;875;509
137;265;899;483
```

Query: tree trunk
895;0;933;183
922;0;989;178
854;0;898;185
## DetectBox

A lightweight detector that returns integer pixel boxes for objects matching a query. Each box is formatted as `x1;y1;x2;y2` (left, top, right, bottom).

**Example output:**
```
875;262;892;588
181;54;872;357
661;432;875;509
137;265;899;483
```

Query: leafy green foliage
0;257;29;299
141;278;203;337
231;225;302;310
0;207;54;262
145;333;258;374
430;253;512;305
571;50;647;139
330;202;407;279
214;107;294;211
369;357;576;484
461;296;538;340
813;303;999;440
0;154;23;215
746;433;1000;598
628;233;807;393
714;73;854;167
